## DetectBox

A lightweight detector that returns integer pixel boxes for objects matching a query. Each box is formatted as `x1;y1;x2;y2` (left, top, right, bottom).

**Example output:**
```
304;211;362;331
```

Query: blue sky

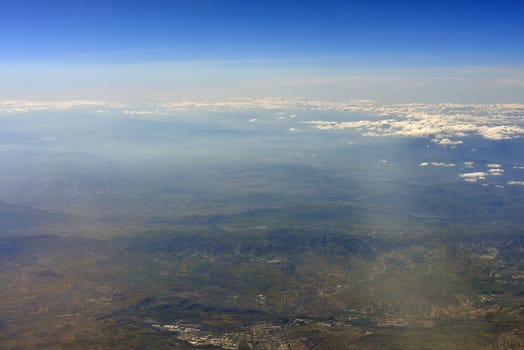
0;0;523;102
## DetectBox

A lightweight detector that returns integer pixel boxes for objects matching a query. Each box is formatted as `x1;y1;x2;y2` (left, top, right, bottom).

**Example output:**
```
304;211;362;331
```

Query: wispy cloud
508;181;524;186
123;110;162;115
419;162;455;167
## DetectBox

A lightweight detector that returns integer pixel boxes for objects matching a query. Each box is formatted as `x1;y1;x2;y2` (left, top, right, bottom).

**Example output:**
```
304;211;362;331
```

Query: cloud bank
1;99;523;145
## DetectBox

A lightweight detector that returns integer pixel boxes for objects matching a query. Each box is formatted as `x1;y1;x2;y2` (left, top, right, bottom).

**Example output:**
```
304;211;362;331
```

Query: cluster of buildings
153;323;244;349
250;323;292;350
152;321;298;349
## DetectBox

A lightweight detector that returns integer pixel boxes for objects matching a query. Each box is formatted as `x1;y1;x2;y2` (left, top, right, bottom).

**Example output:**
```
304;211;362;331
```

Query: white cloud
514;166;524;169
303;102;524;143
489;171;504;176
419;162;455;167
460;166;508;182
478;125;524;140
288;128;302;132
249;118;257;123
487;164;504;177
460;172;488;182
431;162;455;167
431;138;463;146
488;168;504;174
123;110;159;115
508;181;524;186
0;100;114;113
464;161;475;168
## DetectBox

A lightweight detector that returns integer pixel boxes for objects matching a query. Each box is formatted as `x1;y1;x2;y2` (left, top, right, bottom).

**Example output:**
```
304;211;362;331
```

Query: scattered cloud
249;118;257;123
459;163;508;182
288;128;302;132
464;161;475;168
514;166;524;169
303;101;524;143
484;164;505;176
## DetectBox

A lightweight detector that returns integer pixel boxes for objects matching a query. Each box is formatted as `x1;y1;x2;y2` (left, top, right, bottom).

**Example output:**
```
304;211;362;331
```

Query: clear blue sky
1;0;523;102
1;0;522;64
